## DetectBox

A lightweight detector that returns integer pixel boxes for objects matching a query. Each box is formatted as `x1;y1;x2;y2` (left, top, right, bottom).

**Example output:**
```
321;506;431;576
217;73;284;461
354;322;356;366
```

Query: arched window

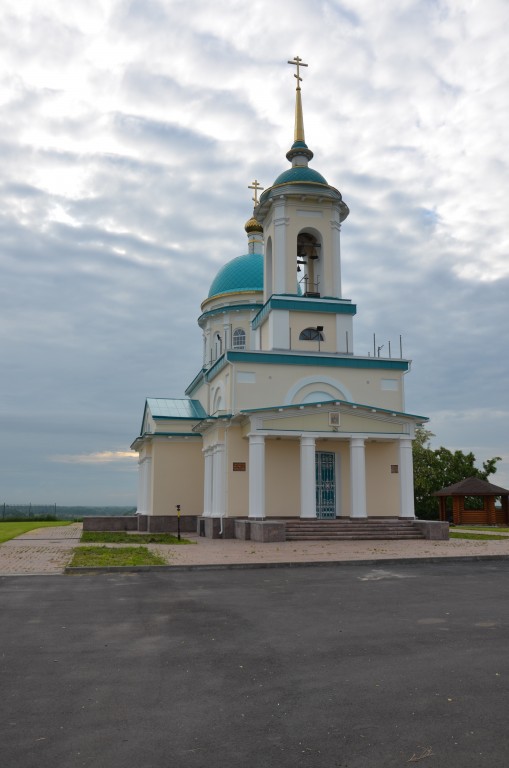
299;327;324;341
232;328;246;350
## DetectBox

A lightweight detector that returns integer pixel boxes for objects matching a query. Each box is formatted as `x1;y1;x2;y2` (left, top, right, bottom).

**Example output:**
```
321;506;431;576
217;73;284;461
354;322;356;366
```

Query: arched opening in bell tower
297;229;322;297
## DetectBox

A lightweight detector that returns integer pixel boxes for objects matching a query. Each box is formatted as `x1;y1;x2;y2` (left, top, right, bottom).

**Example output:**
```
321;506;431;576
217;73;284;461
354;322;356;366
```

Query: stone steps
283;519;425;541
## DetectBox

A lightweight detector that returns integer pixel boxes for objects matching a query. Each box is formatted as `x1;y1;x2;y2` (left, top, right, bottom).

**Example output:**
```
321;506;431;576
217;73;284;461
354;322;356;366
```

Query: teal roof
273;166;328;187
208;253;263;299
146;398;207;420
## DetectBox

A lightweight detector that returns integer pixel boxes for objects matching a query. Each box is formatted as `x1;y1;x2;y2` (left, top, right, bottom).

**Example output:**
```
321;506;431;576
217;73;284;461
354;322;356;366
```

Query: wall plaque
233;462;246;472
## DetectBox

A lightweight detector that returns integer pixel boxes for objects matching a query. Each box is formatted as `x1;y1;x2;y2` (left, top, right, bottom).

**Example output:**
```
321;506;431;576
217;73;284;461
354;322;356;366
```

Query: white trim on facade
137;456;152;515
283;374;353;405
203;447;213;517
248;434;266;518
398;436;415;518
349;437;367;518
300;436;316;518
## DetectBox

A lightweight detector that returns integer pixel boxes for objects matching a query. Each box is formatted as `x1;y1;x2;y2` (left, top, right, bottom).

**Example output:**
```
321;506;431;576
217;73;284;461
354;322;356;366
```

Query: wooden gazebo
434;477;509;525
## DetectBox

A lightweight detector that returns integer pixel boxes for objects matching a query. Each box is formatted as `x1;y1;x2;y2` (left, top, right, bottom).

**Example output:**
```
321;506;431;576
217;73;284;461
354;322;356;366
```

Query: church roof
272;165;328;187
146;398;207;420
208;253;263;299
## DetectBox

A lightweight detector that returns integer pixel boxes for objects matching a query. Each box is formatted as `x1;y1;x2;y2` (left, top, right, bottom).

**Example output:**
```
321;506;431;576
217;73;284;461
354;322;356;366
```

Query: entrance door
315;452;336;519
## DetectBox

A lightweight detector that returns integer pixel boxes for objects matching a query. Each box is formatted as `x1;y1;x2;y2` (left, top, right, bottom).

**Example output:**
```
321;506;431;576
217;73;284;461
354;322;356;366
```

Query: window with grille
232;328;246;349
299;327;324;341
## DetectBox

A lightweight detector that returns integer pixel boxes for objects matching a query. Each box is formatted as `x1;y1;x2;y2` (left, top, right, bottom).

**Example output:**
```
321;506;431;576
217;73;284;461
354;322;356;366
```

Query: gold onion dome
244;216;263;234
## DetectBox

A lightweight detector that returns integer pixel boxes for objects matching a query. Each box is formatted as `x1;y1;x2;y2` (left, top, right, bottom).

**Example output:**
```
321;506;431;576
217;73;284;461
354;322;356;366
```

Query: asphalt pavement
1;561;509;767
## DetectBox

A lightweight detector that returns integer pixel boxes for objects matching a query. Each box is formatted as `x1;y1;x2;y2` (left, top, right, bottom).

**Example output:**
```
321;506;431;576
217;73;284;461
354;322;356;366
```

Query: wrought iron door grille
315;451;336;519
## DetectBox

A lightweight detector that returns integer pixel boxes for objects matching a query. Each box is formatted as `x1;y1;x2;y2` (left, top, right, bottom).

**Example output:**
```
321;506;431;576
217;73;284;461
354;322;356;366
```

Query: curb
64;553;509;575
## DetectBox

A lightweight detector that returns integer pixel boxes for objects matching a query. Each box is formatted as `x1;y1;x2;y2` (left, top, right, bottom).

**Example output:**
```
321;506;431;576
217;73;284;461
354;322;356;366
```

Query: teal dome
208;253;263;299
273;166;328;187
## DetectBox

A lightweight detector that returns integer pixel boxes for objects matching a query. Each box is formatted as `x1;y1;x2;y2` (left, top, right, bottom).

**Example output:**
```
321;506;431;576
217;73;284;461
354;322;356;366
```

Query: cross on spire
288;56;308;89
248;179;264;205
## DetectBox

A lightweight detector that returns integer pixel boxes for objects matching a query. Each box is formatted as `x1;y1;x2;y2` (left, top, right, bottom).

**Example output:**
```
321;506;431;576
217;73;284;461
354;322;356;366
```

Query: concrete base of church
83;516;138;532
414;521;449;540
249;521;286;542
82;515;198;534
84;514;447;540
146;515;198;533
234;520;251;540
198;517;236;539
199;517;285;542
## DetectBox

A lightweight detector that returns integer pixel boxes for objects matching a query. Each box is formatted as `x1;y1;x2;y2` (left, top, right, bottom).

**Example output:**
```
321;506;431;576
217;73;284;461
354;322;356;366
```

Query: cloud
1;0;509;502
50;450;137;465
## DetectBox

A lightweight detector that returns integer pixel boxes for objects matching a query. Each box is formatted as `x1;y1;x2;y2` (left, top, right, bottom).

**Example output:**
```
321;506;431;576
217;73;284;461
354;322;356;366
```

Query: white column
202;448;213;517
253;326;261;351
223;320;230;350
137;457;152;515
136;458;146;514
268;310;290;350
248;435;265;519
399;437;415;518
204;328;211;366
300;436;316;518
350;438;367;518
211;444;226;517
330;217;342;298
273;202;288;294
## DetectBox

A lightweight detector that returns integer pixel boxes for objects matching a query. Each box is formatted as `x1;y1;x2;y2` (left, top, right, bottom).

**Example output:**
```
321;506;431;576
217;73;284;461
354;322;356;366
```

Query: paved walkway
0;524;82;575
3;523;509;574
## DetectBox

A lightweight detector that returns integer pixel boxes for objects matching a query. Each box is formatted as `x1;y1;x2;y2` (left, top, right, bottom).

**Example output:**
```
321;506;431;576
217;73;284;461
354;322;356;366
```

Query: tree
412;428;501;519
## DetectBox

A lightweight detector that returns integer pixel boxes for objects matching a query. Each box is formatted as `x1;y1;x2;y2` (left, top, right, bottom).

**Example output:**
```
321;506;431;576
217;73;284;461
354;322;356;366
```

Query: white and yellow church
131;59;428;539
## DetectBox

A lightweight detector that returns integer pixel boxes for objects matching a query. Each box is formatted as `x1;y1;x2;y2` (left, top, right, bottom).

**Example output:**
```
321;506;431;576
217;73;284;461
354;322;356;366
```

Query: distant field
1;505;136;520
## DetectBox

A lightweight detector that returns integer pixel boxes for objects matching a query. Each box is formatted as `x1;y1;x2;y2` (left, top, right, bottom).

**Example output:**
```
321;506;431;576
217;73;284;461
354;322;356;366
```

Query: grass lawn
449;531;509;541
0;520;72;544
454;525;509;533
81;531;194;545
69;546;167;567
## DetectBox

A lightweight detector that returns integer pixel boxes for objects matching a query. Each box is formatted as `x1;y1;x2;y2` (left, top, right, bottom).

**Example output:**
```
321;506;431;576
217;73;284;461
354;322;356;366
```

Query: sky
1;0;508;505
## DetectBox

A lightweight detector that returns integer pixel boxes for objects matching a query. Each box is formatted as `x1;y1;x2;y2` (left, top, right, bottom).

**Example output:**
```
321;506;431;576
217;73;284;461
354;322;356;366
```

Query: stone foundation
234;520;251;540
82;515;198;534
249;520;286;542
200;518;236;539
83;516;138;532
146;515;198;533
137;515;148;531
414;521;449;540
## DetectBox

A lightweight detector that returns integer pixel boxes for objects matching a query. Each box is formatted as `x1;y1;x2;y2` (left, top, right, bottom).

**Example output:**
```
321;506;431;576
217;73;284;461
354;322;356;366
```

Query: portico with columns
131;58;427;532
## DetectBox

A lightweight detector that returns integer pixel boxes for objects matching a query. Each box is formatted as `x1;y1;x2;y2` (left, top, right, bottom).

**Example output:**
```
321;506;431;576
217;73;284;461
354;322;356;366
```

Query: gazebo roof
433;477;509;497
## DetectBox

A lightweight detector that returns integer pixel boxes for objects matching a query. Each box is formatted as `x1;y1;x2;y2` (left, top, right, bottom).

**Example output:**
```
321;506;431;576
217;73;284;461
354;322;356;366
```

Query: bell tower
253;58;355;355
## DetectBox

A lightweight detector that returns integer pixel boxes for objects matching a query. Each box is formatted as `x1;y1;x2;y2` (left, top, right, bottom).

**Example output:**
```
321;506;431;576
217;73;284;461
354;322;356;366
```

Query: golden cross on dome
288;56;308;89
248;179;264;205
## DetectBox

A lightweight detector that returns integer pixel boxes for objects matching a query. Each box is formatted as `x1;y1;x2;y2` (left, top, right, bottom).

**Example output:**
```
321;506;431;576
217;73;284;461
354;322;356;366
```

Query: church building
131;58;427;536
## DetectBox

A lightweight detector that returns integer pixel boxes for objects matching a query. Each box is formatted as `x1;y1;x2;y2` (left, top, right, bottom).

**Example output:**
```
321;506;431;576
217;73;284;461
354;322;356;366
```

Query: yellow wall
289;311;337;352
231;361;405;412
365;442;400;517
265;439;301;516
152;420;201;435
151;439;204;516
